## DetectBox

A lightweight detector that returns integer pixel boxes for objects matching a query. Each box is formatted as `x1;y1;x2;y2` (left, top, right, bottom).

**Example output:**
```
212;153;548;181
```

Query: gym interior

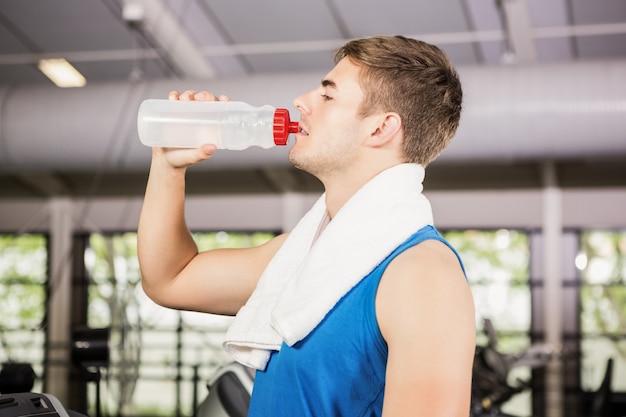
0;1;625;417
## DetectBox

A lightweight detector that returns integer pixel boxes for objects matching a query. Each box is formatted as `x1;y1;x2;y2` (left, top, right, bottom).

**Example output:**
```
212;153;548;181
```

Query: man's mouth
298;126;310;136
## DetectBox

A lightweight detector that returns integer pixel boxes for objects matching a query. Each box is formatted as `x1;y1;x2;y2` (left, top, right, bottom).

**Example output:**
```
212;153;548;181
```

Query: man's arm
137;90;287;316
377;239;476;417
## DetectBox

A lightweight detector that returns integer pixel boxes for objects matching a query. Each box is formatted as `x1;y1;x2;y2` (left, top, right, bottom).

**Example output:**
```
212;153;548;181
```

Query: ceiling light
37;58;87;88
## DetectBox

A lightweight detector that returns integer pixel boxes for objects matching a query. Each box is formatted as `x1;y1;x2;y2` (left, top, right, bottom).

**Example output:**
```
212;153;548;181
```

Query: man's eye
321;94;332;101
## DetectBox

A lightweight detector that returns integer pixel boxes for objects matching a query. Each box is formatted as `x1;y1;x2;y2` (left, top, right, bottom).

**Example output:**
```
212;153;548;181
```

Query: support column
44;198;74;404
496;0;537;63
542;161;563;417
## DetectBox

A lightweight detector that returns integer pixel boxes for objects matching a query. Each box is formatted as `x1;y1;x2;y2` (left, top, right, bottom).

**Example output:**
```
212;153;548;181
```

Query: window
443;229;532;416
83;231;275;417
0;234;48;394
578;230;626;393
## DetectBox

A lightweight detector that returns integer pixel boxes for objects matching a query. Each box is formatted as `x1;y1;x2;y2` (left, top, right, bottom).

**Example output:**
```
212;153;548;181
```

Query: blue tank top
248;225;464;417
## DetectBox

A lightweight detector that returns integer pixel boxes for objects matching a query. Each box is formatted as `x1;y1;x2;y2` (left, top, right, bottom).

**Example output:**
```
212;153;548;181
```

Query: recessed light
37;58;87;88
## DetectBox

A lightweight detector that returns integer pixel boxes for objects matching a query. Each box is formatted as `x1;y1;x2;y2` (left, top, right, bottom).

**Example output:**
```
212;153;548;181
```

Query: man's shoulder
377;238;469;312
390;238;463;278
376;237;475;343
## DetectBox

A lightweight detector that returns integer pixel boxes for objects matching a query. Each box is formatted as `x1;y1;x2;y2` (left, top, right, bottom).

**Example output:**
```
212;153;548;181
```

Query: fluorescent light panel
38;58;87;88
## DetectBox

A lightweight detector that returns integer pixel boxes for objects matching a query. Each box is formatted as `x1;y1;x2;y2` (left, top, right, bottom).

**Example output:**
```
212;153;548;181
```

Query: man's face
288;58;371;179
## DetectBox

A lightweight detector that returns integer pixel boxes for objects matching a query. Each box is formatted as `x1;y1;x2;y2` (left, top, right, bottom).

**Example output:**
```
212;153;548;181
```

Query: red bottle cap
273;108;299;146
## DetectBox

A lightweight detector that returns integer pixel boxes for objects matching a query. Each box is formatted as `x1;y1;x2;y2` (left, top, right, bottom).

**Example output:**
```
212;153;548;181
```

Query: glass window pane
471;284;531;334
443;229;531;417
579;230;626;394
444;229;530;286
581;286;626;335
0;234;48;284
0;234;47;393
442;229;530;332
581;337;626;392
579;230;626;285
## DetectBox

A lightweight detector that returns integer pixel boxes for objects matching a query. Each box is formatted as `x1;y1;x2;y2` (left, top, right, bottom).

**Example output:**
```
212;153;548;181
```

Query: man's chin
288;150;311;174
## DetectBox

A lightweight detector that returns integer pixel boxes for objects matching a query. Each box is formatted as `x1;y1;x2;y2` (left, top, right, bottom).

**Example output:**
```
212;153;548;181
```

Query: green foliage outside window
443;229;531;351
0;234;47;392
443;229;532;416
578;230;626;391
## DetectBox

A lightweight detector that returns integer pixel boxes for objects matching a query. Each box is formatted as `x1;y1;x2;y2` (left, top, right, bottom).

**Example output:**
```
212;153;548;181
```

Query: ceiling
2;0;626;83
0;0;625;198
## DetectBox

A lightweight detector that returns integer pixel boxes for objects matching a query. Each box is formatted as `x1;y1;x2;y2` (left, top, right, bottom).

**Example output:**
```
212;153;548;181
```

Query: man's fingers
167;90;224;102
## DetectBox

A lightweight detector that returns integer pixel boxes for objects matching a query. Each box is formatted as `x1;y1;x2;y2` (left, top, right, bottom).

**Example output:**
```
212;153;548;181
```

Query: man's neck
323;163;401;218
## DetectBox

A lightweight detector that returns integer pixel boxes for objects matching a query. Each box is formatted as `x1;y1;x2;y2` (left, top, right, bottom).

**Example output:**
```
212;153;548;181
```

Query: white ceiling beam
119;0;216;79
2;22;626;65
498;0;537;63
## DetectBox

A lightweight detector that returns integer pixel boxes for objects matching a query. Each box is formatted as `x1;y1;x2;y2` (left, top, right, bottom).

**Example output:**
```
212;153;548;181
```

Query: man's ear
367;112;402;147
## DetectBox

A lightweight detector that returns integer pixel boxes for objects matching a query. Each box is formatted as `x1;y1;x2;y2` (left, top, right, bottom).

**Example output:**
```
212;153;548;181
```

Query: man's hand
152;89;233;169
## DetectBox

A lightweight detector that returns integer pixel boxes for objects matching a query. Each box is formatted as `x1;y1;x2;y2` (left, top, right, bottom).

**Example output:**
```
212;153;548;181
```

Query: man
138;35;475;416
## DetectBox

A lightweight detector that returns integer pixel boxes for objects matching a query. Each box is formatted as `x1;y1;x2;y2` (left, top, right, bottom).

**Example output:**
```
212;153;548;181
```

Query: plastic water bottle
137;99;299;150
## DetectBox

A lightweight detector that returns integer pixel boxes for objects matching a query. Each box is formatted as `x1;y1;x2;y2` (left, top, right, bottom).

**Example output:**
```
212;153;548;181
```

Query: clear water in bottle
137;99;279;150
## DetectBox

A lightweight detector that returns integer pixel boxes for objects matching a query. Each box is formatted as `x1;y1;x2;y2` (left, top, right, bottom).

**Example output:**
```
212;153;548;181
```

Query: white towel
223;163;434;370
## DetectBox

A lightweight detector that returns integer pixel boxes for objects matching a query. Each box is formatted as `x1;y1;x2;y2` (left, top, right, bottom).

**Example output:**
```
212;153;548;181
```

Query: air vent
0;397;18;409
30;396;46;409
